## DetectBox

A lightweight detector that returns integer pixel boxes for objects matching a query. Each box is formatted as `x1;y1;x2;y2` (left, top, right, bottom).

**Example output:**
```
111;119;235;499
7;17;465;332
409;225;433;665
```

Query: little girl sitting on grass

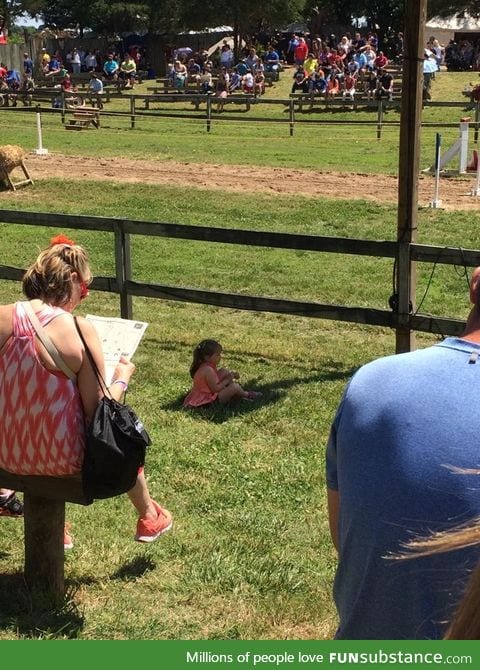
183;339;262;408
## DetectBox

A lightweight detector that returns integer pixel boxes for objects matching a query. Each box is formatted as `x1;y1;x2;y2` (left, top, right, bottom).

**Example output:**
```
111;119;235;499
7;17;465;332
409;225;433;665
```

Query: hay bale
0;145;25;176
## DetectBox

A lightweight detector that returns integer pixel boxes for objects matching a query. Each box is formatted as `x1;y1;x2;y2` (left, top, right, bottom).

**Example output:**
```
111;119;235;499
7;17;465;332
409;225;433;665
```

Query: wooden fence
0;209;478;342
2;95;479;141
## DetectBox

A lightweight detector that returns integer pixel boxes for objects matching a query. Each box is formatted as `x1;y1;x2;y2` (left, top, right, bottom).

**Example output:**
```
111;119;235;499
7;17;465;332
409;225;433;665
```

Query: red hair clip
50;234;76;246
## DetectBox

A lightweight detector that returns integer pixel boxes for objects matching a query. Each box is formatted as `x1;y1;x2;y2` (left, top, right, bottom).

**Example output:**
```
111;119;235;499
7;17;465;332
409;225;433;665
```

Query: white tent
425;12;480;45
426;13;480;32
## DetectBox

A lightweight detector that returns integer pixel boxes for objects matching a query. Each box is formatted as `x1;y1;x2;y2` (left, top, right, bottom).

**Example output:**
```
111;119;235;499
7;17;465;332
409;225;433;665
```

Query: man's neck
460;308;480;343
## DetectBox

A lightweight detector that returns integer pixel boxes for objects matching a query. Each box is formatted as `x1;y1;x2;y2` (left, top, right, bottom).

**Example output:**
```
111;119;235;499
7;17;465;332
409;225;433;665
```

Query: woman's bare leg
127;470;157;521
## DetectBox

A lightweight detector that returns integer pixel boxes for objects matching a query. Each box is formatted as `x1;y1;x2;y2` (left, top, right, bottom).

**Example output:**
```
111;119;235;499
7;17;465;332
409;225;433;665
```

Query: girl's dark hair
190;339;221;378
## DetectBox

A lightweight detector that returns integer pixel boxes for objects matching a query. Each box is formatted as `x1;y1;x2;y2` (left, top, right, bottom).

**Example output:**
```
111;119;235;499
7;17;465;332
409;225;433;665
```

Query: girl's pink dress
183;362;219;408
0;302;85;475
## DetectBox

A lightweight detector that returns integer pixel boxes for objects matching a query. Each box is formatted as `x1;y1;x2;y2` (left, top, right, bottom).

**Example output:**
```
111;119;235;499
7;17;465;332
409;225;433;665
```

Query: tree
178;0;305;57
0;0;43;30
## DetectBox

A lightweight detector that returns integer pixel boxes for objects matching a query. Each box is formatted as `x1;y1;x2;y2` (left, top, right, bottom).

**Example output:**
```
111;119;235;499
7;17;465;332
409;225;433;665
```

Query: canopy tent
426;13;480;32
426;12;480;44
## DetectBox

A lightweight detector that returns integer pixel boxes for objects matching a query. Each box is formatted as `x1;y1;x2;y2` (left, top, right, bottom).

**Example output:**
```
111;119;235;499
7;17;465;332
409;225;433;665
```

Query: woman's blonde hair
22;237;92;306
400;466;480;639
408;522;480;640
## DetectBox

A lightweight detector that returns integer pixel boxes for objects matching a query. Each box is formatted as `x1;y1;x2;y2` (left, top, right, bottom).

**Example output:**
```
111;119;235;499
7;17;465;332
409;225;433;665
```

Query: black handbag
75;318;151;500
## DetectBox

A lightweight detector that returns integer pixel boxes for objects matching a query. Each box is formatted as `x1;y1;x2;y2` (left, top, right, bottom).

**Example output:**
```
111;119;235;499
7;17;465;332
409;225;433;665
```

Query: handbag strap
23;301;76;382
74;317;110;396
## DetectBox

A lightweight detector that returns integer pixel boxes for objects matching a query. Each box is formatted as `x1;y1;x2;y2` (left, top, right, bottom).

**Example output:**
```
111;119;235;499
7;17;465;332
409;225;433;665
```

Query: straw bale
0;145;25;175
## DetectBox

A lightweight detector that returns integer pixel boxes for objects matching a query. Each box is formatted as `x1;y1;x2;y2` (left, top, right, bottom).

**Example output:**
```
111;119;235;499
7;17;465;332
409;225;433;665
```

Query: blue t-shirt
326;337;480;639
264;50;280;63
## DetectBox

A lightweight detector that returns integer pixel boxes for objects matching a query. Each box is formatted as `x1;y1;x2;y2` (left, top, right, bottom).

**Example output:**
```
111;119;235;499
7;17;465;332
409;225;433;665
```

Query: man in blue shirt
23;52;33;77
45;57;61;78
327;267;480;639
264;45;280;72
103;54;119;81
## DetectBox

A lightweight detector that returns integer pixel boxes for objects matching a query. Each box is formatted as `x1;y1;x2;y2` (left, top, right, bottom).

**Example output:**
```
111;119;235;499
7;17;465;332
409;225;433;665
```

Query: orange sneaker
135;501;172;543
64;523;74;550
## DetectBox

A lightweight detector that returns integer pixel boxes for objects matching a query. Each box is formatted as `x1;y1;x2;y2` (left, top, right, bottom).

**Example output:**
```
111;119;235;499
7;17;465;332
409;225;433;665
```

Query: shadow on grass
111;556;156;581
0;572;84;638
148;336;357;370
163;364;356;423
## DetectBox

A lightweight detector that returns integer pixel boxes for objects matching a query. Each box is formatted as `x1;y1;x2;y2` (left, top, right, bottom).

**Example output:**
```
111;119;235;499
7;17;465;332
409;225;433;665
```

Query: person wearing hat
39;47;50;76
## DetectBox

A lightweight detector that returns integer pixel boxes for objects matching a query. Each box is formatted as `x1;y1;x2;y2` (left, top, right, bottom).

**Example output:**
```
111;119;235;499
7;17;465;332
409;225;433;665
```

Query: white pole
430;133;442;208
459;117;470;173
472;150;480;197
35;112;48;155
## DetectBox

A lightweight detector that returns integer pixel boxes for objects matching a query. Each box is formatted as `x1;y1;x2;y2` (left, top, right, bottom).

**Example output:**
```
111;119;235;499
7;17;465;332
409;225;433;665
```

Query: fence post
114;223;133;319
130;96;136;129
61;92;65;125
24;493;65;606
376;99;383;140
395;0;426;353
289;99;295;137
475;101;479;145
206;94;212;132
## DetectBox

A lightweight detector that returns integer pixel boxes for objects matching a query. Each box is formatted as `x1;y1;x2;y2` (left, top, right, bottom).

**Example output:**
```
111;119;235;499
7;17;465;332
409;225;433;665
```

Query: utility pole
395;0;427;353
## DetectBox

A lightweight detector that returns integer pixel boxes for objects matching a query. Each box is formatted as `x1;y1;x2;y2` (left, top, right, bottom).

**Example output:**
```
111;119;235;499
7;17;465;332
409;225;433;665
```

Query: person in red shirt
375;51;389;69
327;49;344;72
0;15;7;45
0;63;7;79
294;37;309;66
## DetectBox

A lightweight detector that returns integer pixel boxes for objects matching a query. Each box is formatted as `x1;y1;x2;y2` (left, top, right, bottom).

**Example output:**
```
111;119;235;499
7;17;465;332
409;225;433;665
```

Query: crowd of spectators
165;42;277;108
284;32;396;102
0;44;152;108
0;58;26;107
444;38;480;71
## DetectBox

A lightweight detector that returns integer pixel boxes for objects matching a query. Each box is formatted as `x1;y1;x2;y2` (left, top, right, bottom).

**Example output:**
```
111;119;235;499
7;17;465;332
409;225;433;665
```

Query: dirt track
17;152;480;211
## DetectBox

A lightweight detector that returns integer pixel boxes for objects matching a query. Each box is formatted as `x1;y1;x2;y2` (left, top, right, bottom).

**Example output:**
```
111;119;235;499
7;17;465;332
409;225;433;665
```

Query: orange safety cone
467;149;478;171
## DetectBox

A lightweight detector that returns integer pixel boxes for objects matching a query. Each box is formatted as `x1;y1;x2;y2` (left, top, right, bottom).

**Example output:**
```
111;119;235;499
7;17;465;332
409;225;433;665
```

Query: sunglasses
79;280;90;301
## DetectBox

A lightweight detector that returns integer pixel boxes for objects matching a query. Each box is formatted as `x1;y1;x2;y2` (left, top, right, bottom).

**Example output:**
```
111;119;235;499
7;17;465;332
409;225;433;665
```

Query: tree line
0;0;478;41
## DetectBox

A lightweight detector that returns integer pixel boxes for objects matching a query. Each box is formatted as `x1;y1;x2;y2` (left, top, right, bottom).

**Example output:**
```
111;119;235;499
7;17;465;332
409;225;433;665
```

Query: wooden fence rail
0;209;479;341
2;96;479;141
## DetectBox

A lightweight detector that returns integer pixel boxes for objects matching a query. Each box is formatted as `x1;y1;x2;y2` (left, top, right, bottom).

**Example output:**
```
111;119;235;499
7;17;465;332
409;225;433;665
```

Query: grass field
0;70;479;639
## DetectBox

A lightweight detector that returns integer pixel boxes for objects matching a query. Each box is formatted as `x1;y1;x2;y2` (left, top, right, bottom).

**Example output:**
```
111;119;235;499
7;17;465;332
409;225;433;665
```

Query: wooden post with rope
395;0;427;354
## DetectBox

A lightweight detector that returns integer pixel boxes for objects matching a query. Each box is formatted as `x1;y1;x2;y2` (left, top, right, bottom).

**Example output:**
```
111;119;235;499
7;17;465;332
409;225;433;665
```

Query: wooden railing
0;209;479;340
2;95;479;141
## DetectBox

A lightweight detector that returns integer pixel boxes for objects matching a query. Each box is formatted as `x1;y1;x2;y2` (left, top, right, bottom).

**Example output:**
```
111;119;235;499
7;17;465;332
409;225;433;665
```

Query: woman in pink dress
0;235;172;544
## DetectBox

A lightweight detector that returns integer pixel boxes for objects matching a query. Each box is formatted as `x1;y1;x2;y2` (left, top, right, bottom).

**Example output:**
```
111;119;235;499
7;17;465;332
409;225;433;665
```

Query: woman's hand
112;355;136;385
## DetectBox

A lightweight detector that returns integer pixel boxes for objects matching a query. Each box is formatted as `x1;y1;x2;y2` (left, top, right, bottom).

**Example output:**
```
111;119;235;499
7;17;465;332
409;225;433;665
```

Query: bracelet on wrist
111;379;128;391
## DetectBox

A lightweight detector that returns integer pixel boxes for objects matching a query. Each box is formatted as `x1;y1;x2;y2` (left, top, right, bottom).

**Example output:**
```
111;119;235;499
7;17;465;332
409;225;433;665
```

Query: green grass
0;71;478;639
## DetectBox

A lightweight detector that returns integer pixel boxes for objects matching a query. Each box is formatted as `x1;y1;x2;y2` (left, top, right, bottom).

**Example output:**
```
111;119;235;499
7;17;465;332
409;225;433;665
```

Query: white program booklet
86;314;148;385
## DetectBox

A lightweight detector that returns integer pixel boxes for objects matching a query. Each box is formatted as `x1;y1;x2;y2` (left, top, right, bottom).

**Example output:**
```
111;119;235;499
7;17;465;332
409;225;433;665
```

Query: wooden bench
290;88;402;112
143;92;255;112
65;106;100;130
149;79;212;95
0;467;91;604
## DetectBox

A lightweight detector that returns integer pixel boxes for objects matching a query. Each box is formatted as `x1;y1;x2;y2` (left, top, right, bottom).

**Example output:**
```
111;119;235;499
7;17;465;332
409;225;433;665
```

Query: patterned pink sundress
0;302;85;475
